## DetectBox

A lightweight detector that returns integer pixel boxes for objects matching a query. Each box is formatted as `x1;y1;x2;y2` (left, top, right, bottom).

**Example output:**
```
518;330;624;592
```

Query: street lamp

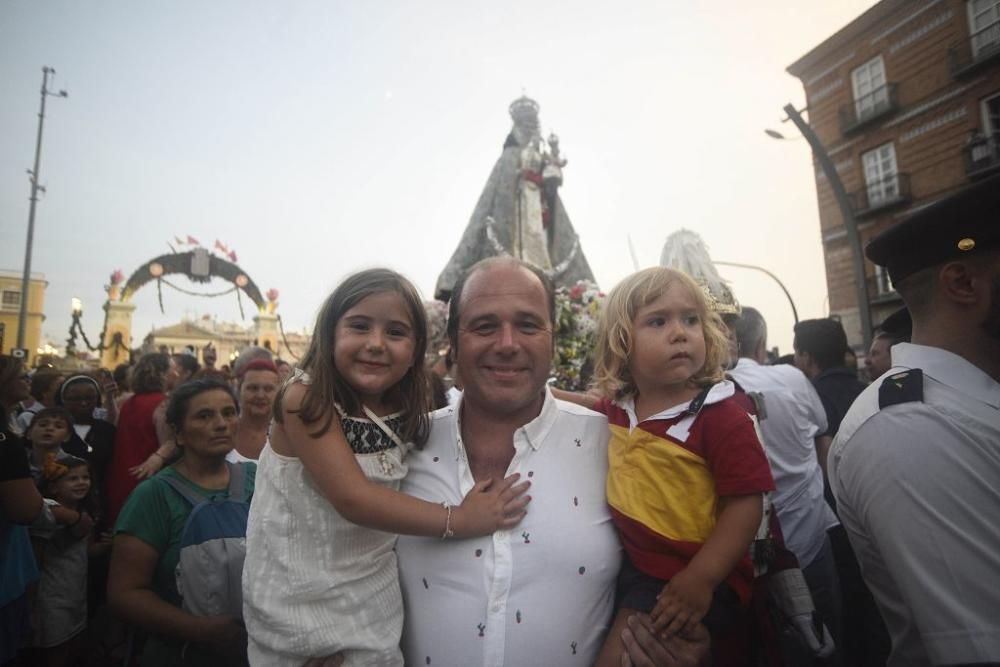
766;103;873;350
17;66;68;351
714;260;798;324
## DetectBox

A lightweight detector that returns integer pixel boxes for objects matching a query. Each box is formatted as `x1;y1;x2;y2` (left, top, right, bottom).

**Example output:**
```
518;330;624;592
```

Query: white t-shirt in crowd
729;358;838;567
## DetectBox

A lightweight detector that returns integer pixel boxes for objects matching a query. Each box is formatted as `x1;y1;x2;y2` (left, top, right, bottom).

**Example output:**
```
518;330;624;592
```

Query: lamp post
766;103;873;350
714;260;798;324
17;66;68;351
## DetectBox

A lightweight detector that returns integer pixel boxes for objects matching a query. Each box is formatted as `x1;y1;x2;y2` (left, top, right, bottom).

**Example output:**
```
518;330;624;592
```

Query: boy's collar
616;380;735;430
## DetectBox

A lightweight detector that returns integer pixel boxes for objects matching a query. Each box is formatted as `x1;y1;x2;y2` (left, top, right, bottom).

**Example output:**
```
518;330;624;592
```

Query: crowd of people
1;174;997;667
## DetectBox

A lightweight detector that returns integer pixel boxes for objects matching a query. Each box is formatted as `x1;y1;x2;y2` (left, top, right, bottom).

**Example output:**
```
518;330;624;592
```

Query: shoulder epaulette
878;369;924;409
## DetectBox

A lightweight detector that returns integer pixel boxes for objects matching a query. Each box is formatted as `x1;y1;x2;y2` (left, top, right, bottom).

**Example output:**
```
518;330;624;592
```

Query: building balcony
839;83;898;135
851;173;911;219
949;20;1000;78
964;134;1000;179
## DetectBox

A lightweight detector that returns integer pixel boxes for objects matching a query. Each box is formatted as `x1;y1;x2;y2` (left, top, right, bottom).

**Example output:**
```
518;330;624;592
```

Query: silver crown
509;95;540;128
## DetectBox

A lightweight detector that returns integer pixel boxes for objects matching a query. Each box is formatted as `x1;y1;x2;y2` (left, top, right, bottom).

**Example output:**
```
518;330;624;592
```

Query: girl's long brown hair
275;268;431;447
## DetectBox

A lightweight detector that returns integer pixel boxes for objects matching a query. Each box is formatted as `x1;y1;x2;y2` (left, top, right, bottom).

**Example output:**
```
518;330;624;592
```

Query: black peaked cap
865;173;1000;283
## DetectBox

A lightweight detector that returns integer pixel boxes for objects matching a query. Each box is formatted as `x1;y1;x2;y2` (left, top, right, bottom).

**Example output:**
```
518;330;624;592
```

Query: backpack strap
226;461;246;501
159;474;208;507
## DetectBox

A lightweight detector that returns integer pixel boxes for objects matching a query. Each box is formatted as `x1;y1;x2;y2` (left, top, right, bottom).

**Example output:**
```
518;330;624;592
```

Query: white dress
243;375;412;667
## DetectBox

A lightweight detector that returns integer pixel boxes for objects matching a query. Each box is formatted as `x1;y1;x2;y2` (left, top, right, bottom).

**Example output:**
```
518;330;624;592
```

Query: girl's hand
651;568;714;638
453;473;531;537
130;453;164;480
70;511;95;539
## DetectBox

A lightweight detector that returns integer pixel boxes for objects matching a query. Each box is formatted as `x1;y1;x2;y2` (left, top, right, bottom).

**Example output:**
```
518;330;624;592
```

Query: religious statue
435;95;595;300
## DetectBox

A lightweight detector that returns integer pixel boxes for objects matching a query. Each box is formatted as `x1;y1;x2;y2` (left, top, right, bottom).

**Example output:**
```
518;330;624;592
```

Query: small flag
187;235;200;246
228;249;238;263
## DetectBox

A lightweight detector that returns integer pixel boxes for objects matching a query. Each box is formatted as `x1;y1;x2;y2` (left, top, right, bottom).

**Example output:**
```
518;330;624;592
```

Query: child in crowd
25;408;74;483
563;267;775;666
242;268;531;667
30;454;111;667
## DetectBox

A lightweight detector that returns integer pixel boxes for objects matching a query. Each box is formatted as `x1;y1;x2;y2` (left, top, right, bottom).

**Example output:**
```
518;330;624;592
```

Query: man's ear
938;261;979;307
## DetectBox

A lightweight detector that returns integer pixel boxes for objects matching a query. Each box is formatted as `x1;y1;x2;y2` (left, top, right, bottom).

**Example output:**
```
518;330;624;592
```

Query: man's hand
622;613;710;667
652;568;713;637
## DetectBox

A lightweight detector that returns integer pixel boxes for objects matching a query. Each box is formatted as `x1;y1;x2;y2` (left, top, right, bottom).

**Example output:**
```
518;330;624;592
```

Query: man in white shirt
396;257;707;667
728;306;842;661
830;174;1000;666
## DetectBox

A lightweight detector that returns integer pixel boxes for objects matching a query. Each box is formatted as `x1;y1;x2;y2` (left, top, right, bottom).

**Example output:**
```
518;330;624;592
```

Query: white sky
1;0;878;358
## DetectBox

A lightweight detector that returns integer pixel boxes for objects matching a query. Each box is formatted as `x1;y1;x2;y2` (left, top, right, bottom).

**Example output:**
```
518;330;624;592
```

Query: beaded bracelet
441;502;454;540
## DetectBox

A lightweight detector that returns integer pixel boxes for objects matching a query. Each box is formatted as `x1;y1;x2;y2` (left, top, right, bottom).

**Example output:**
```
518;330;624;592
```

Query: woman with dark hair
108;378;253;667
104;353;180;525
0;356;31;435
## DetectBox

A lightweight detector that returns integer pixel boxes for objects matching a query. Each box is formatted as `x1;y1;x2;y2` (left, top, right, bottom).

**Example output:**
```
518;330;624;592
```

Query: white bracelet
441;502;454;540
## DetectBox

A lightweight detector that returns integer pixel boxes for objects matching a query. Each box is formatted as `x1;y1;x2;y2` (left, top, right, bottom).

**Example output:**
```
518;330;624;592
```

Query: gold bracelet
441;502;454;540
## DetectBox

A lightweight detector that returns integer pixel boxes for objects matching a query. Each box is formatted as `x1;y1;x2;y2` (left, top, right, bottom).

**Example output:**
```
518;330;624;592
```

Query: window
983;91;1000;136
852;56;888;120
874;265;894;296
862;143;899;206
1;290;21;310
968;0;1000;57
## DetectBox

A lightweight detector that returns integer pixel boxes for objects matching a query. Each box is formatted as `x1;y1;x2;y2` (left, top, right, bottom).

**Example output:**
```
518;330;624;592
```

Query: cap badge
958;238;975;251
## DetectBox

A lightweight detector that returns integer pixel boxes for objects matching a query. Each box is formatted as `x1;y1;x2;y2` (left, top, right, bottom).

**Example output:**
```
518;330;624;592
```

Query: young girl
564;267;775;666
30;455;110;667
243;268;531;667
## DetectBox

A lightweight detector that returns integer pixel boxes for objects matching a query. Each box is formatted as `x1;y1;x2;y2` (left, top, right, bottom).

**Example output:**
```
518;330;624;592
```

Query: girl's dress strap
361;406;407;450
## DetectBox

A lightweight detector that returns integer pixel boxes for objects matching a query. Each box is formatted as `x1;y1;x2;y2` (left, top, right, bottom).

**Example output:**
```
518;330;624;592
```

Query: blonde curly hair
591;267;729;400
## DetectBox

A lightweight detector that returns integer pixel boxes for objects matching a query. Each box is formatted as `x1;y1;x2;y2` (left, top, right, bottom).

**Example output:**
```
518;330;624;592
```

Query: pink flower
110;270;124;285
266;288;279;302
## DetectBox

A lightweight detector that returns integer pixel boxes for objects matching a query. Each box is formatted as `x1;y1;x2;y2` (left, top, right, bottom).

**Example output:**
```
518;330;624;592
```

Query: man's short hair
172;353;200;377
232;346;274;377
446;257;556;351
733;306;767;358
793;318;849;371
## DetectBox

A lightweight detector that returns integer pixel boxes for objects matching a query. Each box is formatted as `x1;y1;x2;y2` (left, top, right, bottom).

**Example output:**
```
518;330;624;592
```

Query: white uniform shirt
397;388;622;667
729;358;837;567
830;343;1000;666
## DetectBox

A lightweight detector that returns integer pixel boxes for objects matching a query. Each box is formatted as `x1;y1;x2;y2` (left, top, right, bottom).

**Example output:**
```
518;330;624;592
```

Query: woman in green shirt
109;378;255;666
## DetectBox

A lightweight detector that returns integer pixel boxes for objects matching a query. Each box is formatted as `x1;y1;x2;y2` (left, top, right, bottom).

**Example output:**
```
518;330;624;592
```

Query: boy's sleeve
591;397;612;417
705;404;776;497
114;478;172;553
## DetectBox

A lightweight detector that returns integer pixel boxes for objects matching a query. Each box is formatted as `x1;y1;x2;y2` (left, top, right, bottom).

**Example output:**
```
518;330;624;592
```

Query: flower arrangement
265;288;280;314
552;280;604;391
424;300;450;368
106;269;125;300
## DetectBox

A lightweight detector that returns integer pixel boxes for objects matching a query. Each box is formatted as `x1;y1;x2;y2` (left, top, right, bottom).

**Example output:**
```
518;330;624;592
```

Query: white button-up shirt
830;343;1000;666
728;358;838;567
397;388;622;667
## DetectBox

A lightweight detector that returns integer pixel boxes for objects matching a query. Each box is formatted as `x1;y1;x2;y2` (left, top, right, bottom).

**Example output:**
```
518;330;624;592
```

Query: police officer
828;174;1000;667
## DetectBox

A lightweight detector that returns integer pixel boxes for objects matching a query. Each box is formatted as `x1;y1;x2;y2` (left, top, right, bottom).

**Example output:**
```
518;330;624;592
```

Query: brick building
787;0;1000;350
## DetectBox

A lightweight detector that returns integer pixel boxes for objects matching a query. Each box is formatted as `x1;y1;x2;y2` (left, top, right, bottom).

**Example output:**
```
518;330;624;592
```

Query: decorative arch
119;249;266;310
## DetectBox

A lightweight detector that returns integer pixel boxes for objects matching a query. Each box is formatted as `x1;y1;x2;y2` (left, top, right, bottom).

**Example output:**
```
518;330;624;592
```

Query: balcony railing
839;83;899;135
964;134;1000;179
851;172;912;218
948;19;1000;78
